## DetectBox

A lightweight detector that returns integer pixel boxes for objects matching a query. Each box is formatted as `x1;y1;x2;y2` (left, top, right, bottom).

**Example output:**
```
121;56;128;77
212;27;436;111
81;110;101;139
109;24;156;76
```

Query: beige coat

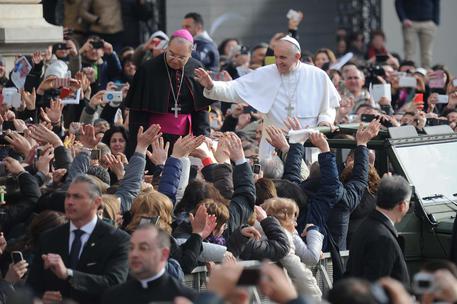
79;0;123;34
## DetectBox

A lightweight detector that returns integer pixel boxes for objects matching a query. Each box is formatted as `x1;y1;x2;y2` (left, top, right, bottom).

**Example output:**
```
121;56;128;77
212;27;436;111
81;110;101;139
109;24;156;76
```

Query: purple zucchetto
171;29;194;44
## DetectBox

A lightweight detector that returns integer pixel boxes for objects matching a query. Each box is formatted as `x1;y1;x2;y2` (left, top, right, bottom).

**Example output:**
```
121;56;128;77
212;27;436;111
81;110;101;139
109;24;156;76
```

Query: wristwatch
67;268;74;280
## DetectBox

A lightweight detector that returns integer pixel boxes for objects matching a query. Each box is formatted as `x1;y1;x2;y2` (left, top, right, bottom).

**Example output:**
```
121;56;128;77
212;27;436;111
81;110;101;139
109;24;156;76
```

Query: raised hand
171;134;205;158
284;117;303;131
37;76;57;94
35;145;55;176
79;124;100;149
4;132;32;157
356;119;381;146
29;123;63;148
308;132;330;153
136;124;162;154
3;157;25;175
32;50;43;66
213;135;230;164
103;154;125;180
265;126;289;153
194;68;214;90
241;226;261;240
146;136;169;166
225;132;244;162
20;88;36;110
43;99;64;124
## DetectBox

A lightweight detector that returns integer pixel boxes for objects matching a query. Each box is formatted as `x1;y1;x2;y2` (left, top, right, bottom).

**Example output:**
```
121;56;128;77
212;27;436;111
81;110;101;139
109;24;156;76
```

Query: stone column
0;0;63;70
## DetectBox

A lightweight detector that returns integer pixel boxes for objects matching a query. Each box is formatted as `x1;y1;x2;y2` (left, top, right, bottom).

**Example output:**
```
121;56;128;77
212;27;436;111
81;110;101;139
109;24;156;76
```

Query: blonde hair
194;199;229;231
261;197;299;228
102;194;120;225
126;189;173;234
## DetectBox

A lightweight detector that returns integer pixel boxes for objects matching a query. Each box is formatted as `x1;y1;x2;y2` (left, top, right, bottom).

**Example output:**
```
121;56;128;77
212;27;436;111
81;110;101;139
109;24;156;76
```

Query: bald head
274;40;301;74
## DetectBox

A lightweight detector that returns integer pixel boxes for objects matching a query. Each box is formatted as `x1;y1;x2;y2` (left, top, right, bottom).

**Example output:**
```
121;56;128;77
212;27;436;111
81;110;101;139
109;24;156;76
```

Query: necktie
69;229;84;269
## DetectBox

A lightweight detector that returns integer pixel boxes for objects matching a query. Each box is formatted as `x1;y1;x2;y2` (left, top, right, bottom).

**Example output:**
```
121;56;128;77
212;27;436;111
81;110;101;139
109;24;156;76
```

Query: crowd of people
0;2;456;304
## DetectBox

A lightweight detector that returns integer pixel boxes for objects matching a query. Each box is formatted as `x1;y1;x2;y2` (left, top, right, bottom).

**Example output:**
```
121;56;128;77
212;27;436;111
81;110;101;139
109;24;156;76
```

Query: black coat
228;216;290;261
27;220;130;303
124;53;214;156
346;210;410;285
101;272;197;304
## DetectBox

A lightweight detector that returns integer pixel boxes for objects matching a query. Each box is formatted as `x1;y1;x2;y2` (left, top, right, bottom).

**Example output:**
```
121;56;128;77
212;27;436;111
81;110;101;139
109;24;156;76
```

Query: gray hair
72;174;102;199
376;175;412;210
261;156;284;179
168;36;193;52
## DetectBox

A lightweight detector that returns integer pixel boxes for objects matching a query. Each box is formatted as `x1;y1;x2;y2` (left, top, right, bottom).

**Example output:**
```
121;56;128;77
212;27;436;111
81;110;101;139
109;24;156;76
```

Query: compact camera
103;91;123;107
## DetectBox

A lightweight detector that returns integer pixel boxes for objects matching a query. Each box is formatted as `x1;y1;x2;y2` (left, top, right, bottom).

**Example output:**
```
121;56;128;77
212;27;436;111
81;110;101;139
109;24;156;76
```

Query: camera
103;91;123;107
364;64;386;87
413;272;436;294
90;39;104;49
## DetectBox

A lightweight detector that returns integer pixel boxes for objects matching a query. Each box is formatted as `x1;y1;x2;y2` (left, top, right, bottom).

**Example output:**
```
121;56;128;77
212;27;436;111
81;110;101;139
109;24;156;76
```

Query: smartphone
436;94;449;104
139;216;160;226
237;267;261;286
10;251;24;264
90;149;101;160
399;76;417;88
360;114;378;123
453;79;457;87
428;70;445;89
2;121;15;131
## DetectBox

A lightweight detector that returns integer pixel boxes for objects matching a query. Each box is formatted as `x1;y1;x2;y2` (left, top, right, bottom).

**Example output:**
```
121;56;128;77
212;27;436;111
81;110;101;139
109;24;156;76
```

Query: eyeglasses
167;50;189;62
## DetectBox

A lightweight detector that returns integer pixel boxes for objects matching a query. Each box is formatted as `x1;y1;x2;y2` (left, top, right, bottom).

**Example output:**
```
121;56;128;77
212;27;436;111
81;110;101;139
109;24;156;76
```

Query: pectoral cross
286;103;295;117
171;103;181;118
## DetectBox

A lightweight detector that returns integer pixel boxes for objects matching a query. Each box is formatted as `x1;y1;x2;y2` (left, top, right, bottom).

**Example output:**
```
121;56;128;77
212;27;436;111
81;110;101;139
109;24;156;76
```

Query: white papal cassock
204;61;341;160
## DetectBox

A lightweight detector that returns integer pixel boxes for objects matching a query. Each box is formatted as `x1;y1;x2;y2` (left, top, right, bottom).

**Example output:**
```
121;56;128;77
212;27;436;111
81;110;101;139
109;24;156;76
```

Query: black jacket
224;162;256;239
346;210;410;285
101;272;197;304
27;219;130;303
228;216;290;261
395;0;440;25
202;163;234;199
1;172;41;234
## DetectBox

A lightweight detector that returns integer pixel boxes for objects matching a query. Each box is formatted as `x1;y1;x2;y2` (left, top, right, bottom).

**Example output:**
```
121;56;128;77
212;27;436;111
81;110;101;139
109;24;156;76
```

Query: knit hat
44;59;68;79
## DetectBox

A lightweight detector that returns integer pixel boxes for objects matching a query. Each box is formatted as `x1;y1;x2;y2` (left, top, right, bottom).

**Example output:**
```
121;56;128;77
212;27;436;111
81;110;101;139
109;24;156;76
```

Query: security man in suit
346;174;411;285
27;174;130;303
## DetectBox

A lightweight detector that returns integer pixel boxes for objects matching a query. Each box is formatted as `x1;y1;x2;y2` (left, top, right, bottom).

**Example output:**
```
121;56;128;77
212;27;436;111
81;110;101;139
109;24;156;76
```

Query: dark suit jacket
346;210;410;286
27;219;130;303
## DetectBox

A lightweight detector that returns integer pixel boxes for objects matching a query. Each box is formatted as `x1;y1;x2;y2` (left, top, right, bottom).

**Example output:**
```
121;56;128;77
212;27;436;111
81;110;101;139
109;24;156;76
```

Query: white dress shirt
68;216;98;259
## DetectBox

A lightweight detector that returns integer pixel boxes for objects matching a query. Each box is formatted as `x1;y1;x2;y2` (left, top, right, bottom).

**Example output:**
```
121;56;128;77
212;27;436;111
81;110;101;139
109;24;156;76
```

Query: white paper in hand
11;56;32;89
288;128;320;144
2;88;22;109
370;84;391;102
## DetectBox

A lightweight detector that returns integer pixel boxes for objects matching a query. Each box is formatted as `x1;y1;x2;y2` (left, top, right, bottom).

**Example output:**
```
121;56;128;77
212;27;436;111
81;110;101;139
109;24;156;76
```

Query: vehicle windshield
393;141;457;204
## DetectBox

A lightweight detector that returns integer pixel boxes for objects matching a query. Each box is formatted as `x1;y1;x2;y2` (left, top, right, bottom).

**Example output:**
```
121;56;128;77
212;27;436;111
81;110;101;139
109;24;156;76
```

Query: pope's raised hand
194;68;214;90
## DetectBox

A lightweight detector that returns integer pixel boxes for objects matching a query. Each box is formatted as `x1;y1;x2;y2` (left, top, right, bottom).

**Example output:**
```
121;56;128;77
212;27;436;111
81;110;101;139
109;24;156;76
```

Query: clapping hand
135;124;162;154
356;119;381;146
29;123;63;148
35;145;55;176
190;204;217;239
171;134;205;158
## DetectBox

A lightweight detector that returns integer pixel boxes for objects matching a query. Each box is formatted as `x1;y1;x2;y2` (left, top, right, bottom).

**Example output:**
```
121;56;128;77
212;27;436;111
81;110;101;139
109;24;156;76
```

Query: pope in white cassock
195;36;341;159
